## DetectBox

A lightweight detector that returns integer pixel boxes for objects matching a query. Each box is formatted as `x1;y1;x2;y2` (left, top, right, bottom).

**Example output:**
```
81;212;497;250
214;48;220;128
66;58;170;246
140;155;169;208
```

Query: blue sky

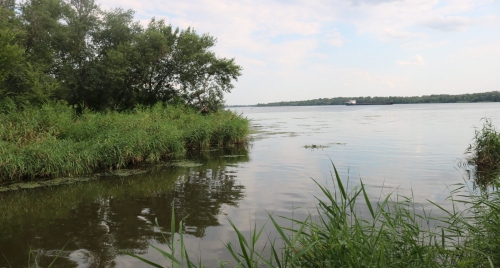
98;0;500;105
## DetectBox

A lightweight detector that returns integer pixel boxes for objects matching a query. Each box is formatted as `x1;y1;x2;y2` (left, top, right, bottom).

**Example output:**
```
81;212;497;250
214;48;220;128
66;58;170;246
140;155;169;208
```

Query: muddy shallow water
1;103;500;267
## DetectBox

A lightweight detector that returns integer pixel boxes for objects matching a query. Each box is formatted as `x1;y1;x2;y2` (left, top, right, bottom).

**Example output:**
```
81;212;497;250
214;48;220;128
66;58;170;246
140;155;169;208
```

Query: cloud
338;0;498;40
94;0;500;105
398;55;426;66
461;41;500;58
421;16;474;32
382;28;427;42
327;28;347;47
422;15;500;32
345;0;403;6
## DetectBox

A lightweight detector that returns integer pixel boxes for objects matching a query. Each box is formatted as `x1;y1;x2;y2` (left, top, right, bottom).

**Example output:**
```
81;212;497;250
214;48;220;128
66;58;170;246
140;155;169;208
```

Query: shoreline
0;103;249;184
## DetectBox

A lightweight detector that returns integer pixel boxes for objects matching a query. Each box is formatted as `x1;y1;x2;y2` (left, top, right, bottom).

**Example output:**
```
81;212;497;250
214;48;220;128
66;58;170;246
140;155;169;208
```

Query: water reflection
0;147;248;268
3;104;500;267
460;160;500;191
474;167;500;187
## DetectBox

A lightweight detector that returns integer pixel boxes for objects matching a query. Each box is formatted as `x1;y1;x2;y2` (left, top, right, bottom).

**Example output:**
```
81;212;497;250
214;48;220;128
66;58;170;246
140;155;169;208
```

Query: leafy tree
54;0;101;109
175;28;242;112
89;8;142;110
0;0;15;10
1;4;57;105
0;8;23;86
134;19;179;107
0;0;242;111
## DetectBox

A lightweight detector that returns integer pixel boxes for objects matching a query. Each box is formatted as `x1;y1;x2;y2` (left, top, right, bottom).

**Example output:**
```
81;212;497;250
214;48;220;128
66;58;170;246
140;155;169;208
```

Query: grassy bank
126;166;500;267
0;102;248;182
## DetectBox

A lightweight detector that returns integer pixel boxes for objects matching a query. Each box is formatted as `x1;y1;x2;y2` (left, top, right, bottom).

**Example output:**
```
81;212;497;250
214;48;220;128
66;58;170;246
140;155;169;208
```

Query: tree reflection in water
0;148;248;268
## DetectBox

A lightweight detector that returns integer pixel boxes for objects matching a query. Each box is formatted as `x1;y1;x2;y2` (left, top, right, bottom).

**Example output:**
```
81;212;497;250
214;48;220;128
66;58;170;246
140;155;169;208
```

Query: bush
467;119;500;169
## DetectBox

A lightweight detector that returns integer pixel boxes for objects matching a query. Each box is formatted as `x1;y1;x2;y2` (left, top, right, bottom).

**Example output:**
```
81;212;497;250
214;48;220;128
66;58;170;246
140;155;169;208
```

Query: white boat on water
345;99;394;106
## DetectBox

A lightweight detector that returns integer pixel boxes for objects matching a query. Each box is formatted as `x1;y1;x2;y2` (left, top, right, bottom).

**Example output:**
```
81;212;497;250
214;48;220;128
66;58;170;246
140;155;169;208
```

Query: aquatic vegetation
327;142;347;145
467;118;500;169
128;165;500;267
169;160;204;168
304;144;329;149
0;102;248;182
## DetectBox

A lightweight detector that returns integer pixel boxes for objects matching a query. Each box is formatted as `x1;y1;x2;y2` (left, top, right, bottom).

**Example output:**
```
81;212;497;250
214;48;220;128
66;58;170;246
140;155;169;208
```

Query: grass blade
122;252;164;268
361;180;375;219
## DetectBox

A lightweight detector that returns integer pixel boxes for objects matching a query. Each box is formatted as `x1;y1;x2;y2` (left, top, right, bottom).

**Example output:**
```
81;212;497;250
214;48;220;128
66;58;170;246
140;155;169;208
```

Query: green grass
127;164;500;267
0;102;249;181
467;118;500;170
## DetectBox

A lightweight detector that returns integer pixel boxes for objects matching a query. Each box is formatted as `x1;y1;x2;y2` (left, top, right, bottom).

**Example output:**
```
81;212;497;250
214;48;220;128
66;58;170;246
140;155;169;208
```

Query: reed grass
128;164;500;267
0;102;248;181
467;118;500;170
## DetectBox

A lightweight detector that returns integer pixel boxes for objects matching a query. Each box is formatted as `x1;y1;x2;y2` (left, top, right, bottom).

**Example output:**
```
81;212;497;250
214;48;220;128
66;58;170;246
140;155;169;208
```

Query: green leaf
361;180;375;219
122;252;163;268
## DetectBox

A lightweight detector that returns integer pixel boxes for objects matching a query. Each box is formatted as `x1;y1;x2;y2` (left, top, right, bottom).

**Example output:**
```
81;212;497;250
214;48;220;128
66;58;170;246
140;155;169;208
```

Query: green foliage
0;26;23;84
0;7;23;90
467;119;500;170
0;0;15;10
458;188;500;267
257;91;500;106
0;102;248;181
0;0;242;111
0;1;60;106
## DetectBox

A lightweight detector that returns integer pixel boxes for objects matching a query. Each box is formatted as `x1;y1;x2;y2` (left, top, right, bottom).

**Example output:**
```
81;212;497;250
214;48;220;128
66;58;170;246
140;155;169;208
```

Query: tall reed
0;102;248;181
466;118;500;170
128;164;500;267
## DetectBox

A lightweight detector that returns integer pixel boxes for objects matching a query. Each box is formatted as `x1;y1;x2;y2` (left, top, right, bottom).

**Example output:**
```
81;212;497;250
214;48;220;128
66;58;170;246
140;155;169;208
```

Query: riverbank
255;91;500;106
0;102;249;182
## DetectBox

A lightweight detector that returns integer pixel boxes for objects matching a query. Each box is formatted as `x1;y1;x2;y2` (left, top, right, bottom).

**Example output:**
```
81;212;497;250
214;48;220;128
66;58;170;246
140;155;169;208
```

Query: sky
98;0;500;105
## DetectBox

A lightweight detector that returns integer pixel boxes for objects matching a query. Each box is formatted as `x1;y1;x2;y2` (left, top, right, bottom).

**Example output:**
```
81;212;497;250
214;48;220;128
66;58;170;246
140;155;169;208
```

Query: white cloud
461;41;500;58
95;0;500;104
383;28;426;40
339;0;498;39
327;28;347;47
421;16;474;32
398;55;426;66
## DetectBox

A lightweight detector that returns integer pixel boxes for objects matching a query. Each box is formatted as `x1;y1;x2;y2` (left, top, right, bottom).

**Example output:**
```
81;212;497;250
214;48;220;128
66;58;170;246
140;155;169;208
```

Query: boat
345;100;393;106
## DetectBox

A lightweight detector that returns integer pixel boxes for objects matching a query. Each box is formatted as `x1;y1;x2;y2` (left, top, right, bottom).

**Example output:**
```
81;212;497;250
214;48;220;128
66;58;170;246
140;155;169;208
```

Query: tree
133;19;179;107
83;8;142;110
0;1;243;111
1;4;57;105
53;0;100;110
0;0;15;10
0;7;23;86
174;28;242;111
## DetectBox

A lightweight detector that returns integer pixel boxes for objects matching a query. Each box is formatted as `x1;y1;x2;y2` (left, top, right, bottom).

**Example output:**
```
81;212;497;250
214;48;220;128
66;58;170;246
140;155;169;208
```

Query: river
1;103;499;267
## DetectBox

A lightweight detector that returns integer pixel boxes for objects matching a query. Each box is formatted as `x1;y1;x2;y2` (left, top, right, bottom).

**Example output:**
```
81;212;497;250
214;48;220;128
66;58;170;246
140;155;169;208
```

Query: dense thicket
257;91;500;106
0;102;248;181
0;0;242;111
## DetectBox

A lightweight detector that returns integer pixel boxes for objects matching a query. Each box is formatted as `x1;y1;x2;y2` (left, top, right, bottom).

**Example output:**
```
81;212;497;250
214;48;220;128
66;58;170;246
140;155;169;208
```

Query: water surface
1;103;500;267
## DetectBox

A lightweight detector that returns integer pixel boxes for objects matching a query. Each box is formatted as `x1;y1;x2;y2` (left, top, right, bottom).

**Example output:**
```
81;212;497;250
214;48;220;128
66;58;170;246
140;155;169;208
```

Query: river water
1;103;499;267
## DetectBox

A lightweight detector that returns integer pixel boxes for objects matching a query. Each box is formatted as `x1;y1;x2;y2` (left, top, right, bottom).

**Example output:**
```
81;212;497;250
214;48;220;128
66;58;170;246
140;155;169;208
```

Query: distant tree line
256;91;500;107
0;0;242;111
